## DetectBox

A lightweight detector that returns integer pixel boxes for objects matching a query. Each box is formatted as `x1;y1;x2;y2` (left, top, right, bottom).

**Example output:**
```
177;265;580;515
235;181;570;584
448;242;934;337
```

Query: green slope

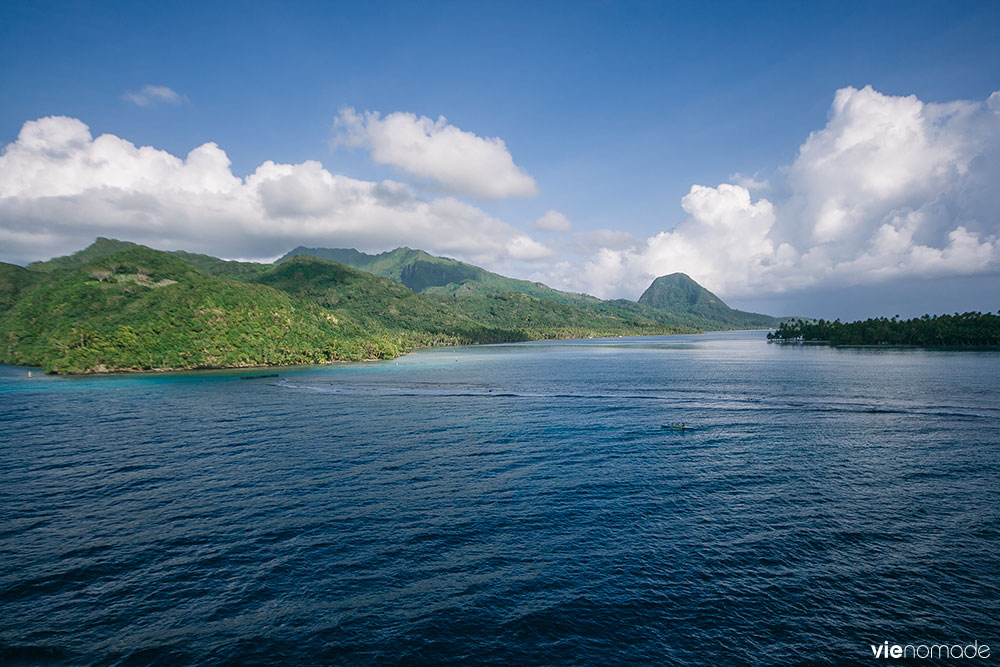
439;290;693;339
254;254;692;342
28;237;140;272
277;249;698;337
279;246;602;306
31;238;271;282
0;262;37;315
4;239;788;374
279;245;783;330
638;273;780;329
0;246;402;373
170;250;271;282
252;255;513;345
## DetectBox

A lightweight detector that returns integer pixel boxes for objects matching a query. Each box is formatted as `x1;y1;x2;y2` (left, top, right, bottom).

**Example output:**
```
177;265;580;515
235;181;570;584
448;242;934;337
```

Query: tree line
767;311;1000;347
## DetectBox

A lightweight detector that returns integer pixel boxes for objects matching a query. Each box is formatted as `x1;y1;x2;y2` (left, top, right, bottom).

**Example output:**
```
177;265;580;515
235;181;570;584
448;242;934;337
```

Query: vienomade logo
870;641;991;660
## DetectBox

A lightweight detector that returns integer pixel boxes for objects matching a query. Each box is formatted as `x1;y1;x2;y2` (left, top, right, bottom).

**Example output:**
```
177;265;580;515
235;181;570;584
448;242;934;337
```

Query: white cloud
729;172;770;191
543;184;787;299
529;210;572;232
0;116;552;270
507;235;555;261
333;108;538;200
542;86;1000;300
4;85;999;314
122;85;187;107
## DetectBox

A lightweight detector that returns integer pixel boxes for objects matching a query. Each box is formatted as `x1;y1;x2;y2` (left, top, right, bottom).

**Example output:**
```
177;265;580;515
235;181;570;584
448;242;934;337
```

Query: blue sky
2;0;999;317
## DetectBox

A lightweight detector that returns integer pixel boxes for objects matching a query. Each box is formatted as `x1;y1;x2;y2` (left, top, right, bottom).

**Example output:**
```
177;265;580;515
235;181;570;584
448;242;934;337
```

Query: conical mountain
638;273;779;328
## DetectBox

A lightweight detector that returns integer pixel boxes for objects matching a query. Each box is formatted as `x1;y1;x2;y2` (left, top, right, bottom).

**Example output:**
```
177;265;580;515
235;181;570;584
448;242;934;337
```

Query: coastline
5;328;705;376
768;340;1000;351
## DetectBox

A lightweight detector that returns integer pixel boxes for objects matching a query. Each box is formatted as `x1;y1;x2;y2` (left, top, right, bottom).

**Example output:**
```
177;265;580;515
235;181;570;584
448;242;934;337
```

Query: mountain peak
638;273;777;328
639;273;726;309
29;238;141;272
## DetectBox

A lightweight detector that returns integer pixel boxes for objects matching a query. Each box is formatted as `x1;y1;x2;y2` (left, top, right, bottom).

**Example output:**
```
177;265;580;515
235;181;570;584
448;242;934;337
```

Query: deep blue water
1;331;999;665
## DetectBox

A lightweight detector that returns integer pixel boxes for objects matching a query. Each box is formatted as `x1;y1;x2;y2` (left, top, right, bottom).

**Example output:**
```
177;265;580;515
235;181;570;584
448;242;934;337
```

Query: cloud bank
543;86;1000;300
333;108;538;200
0;116;551;268
1;86;997;314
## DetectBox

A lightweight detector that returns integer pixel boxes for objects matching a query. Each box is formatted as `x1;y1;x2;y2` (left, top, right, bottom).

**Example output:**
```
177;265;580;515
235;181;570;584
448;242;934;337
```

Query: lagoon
1;331;998;664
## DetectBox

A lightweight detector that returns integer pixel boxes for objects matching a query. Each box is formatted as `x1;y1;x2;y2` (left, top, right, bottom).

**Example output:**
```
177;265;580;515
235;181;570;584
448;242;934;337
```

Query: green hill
280;245;783;330
638;273;780;329
0;262;37;315
28;237;140;272
170;250;271;282
279;246;602;307
256;254;692;342
278;246;705;336
437;290;692;340
252;255;511;345
3;239;787;373
0;246;404;373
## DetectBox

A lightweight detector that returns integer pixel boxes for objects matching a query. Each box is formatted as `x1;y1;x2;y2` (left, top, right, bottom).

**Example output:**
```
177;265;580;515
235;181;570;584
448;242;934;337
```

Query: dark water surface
1;331;998;665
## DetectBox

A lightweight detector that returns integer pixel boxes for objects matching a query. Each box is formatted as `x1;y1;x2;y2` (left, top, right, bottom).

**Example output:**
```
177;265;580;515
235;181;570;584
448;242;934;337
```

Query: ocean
1;331;998;665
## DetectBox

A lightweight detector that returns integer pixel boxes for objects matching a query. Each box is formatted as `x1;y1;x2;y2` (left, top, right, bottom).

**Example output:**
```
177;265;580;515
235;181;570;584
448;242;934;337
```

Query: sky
1;0;999;319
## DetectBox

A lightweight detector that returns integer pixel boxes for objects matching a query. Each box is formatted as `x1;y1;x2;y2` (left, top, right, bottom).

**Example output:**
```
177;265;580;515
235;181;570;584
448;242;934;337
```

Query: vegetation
1;247;403;373
638;273;780;329
437;290;692;339
252;255;519;346
3;238;789;374
171;250;271;282
0;262;37;315
280;245;606;306
280;245;780;331
767;312;1000;347
28;237;140;272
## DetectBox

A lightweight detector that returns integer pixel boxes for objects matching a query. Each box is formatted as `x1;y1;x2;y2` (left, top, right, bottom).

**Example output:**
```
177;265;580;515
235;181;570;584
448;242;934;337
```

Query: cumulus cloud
529;210;573;232
122;85;187;107
0;116;553;269
542;86;1000;300
5;85;998;314
333;108;538;200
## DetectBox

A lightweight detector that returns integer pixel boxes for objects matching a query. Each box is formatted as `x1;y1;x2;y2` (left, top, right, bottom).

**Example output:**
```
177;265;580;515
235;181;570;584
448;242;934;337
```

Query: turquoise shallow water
1;331;999;665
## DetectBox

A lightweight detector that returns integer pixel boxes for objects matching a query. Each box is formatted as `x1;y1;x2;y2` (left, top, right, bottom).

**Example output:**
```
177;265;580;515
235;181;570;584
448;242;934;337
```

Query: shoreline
768;340;1000;351
5;328;709;376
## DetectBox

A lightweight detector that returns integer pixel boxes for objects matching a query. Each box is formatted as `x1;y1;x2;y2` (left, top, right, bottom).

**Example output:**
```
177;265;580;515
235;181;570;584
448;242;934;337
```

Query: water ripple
1;335;998;665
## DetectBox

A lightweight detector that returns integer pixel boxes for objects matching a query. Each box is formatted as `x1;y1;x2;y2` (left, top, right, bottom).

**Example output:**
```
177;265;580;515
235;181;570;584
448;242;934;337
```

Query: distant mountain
2;240;699;373
638;273;780;328
253;255;501;345
279;246;602;306
271;252;693;341
2;239;789;373
280;245;784;330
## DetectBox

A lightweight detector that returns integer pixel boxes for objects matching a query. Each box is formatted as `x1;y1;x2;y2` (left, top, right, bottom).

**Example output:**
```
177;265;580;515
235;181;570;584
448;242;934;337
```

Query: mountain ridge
279;245;602;306
280;245;783;329
2;239;714;373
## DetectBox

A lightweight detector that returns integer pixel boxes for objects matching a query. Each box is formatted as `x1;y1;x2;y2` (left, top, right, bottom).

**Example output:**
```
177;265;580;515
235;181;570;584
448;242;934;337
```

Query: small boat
663;422;689;431
240;373;279;380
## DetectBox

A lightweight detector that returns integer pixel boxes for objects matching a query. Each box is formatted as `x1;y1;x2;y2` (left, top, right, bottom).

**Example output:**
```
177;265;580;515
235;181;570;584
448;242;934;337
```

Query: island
1;238;784;374
767;314;1000;347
